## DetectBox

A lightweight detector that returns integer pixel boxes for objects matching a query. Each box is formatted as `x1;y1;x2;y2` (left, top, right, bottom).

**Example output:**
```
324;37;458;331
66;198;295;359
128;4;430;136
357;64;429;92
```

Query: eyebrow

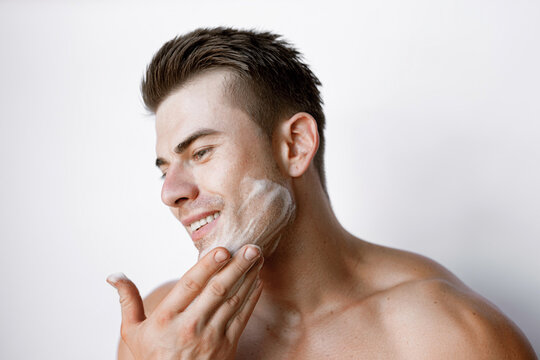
155;128;222;168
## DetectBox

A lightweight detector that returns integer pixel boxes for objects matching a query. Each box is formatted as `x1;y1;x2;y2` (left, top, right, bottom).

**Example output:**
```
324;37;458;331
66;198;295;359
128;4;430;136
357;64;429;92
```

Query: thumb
107;273;146;333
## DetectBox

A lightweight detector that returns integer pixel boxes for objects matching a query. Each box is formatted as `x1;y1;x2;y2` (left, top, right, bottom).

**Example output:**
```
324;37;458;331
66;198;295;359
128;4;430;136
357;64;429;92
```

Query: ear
275;112;320;178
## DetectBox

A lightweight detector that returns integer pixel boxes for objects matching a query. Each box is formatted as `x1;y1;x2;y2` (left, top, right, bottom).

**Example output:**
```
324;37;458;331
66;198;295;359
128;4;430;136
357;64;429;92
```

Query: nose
161;164;199;207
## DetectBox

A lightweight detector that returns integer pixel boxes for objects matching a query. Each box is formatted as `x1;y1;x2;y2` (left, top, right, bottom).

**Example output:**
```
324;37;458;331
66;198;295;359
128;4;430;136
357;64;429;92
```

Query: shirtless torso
121;239;535;360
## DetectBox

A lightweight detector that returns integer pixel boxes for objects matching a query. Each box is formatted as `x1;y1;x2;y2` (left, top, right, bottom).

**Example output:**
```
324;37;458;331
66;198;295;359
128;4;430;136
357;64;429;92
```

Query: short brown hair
141;27;327;192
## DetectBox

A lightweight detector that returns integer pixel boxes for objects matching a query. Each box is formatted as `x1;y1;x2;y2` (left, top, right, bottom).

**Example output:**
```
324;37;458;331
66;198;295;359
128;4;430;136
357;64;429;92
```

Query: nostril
174;196;189;205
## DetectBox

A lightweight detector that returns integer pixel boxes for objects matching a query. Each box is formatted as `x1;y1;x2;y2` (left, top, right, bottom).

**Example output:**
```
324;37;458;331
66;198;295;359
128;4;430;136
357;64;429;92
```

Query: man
107;27;536;359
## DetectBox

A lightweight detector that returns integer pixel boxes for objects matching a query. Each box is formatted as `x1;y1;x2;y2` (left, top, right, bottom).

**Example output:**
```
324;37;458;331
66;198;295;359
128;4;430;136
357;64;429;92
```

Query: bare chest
235;306;398;360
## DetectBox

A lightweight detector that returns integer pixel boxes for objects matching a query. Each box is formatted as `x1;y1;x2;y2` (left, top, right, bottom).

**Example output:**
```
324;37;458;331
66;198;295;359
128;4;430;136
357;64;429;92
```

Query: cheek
193;153;245;195
193;141;276;198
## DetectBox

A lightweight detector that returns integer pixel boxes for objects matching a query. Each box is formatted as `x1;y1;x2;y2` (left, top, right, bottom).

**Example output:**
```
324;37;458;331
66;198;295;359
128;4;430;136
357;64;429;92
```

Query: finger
107;273;146;335
226;278;263;341
210;257;263;333
188;244;261;322
153;247;231;319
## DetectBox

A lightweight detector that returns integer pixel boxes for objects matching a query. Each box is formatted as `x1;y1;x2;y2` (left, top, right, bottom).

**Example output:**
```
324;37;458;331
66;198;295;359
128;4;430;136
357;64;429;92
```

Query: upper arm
117;280;178;360
461;302;537;359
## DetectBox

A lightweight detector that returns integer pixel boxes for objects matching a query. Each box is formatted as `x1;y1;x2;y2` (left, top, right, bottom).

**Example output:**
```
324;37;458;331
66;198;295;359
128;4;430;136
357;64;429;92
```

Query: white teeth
189;212;220;232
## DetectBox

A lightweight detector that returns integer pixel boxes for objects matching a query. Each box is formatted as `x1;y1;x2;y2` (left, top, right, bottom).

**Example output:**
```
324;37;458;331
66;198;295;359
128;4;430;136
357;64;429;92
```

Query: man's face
155;70;295;258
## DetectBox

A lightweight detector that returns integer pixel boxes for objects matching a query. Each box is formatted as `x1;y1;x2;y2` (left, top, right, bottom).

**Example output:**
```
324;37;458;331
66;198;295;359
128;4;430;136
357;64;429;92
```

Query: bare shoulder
382;277;537;359
363;242;465;288
117;280;178;360
364;243;537;359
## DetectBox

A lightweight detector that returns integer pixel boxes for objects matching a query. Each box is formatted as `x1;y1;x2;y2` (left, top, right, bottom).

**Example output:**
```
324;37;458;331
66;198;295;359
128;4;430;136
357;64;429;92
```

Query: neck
256;174;365;325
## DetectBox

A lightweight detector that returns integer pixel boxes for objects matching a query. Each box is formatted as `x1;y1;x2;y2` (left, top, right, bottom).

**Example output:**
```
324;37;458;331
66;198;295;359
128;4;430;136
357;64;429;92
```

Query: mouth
187;211;220;241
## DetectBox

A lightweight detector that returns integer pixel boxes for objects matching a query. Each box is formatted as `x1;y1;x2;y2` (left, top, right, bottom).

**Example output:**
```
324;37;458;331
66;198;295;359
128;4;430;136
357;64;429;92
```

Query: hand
107;245;264;360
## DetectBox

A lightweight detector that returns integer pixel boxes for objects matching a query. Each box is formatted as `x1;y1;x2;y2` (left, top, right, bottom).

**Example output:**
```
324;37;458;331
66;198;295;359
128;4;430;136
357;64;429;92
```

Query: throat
256;228;361;322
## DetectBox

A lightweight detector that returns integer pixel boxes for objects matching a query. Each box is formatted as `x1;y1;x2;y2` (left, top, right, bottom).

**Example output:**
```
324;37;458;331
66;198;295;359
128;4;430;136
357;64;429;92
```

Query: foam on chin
199;177;295;259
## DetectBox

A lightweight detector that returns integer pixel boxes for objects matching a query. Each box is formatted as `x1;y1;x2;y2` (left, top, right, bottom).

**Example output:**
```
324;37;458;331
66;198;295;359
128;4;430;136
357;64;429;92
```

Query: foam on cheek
200;177;295;258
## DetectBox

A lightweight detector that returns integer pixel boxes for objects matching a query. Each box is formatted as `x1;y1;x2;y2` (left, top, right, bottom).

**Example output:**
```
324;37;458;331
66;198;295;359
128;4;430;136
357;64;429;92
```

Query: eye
192;147;213;161
160;172;166;180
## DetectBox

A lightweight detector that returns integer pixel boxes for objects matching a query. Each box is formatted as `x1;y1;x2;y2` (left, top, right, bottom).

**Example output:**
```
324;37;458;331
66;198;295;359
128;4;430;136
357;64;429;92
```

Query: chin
198;230;286;261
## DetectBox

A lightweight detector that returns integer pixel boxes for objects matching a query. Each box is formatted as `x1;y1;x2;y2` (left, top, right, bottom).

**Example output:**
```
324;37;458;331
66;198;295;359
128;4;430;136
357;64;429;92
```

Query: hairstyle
141;27;327;192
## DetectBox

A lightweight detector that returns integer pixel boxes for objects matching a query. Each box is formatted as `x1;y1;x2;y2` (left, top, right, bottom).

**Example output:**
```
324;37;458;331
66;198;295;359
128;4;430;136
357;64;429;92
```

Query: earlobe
276;112;319;178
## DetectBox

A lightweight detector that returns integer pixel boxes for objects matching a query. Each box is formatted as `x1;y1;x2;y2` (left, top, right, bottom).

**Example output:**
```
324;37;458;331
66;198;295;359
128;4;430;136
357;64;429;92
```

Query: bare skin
111;70;536;359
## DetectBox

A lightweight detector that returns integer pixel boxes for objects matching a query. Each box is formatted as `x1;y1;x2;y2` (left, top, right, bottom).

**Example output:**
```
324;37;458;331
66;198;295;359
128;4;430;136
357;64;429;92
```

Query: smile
189;212;220;232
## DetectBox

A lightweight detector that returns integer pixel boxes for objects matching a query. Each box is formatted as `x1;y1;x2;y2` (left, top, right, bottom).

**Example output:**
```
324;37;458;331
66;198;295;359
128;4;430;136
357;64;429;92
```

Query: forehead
155;70;254;154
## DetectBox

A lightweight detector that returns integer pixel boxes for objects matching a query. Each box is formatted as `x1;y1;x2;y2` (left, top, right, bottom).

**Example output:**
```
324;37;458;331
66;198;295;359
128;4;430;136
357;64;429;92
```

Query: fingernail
214;249;229;263
244;245;260;261
106;272;127;286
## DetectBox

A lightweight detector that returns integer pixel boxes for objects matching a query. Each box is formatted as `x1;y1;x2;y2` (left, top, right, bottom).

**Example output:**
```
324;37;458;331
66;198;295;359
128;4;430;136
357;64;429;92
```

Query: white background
1;0;538;358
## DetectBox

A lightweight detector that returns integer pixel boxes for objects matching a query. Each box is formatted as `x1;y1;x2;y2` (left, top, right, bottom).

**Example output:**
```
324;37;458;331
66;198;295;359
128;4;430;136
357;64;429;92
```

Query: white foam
199;177;295;258
106;272;128;284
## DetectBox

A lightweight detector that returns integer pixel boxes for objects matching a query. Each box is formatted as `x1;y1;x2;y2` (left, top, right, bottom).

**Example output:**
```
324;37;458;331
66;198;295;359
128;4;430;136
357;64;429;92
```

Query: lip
190;215;220;242
181;210;221;241
181;210;220;227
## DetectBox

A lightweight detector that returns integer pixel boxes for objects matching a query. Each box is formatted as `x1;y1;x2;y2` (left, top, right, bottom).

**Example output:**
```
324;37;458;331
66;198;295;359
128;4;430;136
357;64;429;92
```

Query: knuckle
155;312;173;327
119;296;129;306
181;277;203;292
179;317;199;339
209;280;227;297
232;261;247;275
118;292;133;306
227;294;241;308
200;258;215;272
203;325;218;341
